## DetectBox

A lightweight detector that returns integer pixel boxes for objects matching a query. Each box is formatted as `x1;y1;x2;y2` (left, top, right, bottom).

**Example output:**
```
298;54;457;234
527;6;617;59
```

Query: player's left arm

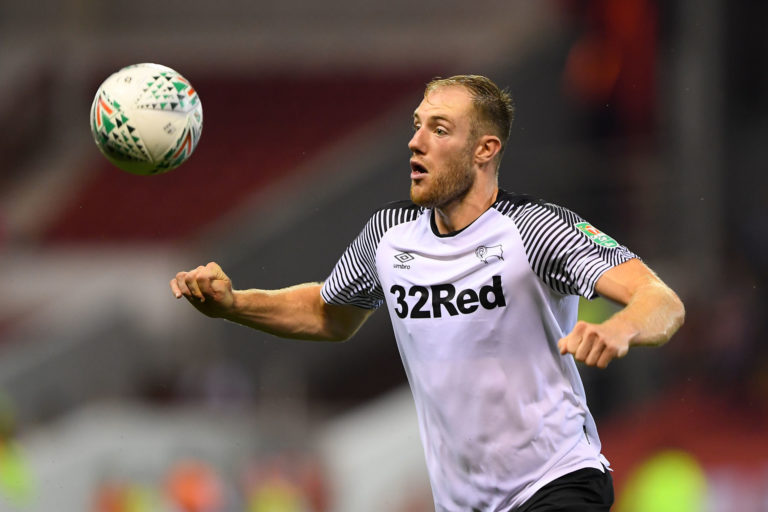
558;258;685;369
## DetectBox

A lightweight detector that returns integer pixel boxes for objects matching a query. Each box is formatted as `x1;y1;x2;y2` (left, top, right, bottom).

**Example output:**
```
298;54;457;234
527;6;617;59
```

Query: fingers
169;277;183;298
170;270;196;299
601;343;629;368
205;261;226;280
170;263;223;301
574;333;594;362
187;267;208;301
585;341;604;367
558;321;586;355
558;321;628;369
596;350;614;370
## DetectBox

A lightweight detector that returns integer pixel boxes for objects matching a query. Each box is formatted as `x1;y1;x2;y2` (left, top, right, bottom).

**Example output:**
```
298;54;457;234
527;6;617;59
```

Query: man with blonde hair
171;75;684;511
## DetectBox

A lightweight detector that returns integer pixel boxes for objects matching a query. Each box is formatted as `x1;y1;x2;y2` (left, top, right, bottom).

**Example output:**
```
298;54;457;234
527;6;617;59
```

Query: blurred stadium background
0;0;767;510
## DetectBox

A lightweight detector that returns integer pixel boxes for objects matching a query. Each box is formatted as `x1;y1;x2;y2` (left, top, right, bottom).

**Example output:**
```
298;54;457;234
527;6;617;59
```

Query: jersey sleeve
321;216;384;309
513;202;638;299
322;201;423;309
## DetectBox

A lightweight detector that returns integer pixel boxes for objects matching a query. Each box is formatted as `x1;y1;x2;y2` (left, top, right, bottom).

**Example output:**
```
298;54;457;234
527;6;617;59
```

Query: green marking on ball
101;113;115;134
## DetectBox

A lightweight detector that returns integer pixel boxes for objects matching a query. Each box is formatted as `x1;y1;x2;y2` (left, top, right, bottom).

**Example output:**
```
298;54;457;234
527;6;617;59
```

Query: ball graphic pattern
90;63;203;175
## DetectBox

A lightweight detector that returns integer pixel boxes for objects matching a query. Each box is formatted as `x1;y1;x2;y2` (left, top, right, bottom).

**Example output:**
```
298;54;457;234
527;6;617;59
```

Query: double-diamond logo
394;252;415;263
393;252;415;269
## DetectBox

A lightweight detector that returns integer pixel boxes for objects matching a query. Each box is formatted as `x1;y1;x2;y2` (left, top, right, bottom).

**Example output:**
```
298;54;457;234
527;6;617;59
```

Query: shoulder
345;199;425;252
373;199;424;216
493;189;544;211
364;199;425;230
493;190;581;225
492;189;548;215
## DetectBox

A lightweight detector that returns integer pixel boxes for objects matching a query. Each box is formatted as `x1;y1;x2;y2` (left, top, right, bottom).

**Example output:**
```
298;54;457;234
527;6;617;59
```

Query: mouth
410;160;428;179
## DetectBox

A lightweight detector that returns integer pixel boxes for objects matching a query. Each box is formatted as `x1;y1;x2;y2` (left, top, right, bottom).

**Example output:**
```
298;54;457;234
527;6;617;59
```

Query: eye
412;123;421;132
435;126;447;136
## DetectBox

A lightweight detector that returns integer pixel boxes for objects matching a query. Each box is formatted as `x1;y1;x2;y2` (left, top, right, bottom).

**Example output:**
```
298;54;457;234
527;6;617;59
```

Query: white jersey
321;190;636;511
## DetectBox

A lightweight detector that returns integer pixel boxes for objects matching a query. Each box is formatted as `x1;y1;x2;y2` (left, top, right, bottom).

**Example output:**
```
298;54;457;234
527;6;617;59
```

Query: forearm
605;281;685;347
220;283;332;341
223;283;366;342
171;263;372;341
560;259;684;367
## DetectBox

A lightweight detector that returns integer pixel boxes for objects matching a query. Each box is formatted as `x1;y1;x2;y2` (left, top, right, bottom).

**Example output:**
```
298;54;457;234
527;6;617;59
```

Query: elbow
291;323;353;342
677;298;686;330
325;332;353;343
318;302;370;342
673;292;686;330
322;324;358;343
665;292;686;343
314;321;355;343
645;286;686;347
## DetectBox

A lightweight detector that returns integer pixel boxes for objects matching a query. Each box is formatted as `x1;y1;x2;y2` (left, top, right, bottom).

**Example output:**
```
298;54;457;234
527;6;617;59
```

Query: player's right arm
169;262;373;342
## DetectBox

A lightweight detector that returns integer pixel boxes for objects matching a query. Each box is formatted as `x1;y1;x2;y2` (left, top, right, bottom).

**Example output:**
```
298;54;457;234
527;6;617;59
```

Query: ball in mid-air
90;63;203;175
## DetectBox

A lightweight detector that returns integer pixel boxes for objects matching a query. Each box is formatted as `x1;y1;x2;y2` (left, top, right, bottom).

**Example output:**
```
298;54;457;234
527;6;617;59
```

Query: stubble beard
410;146;475;209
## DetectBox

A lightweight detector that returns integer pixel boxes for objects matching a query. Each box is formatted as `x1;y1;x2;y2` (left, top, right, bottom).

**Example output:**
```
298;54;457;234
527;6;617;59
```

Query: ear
474;135;502;166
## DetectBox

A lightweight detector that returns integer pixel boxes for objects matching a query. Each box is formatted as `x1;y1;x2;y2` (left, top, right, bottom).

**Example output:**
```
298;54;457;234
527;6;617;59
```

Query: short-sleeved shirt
321;190;636;511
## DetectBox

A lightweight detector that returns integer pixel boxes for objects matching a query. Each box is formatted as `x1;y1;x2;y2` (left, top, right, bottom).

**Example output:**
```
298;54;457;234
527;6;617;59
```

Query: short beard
410;146;475;209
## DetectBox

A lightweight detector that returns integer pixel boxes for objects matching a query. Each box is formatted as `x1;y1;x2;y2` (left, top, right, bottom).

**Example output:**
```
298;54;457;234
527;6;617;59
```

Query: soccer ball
90;63;203;175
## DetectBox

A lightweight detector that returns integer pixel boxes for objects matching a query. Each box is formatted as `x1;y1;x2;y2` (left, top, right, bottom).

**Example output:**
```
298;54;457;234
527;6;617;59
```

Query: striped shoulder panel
494;191;636;297
365;200;425;249
493;190;544;216
322;200;424;308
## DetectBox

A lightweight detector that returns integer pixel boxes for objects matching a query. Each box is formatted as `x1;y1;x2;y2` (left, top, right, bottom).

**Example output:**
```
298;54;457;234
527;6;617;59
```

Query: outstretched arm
557;258;685;368
170;262;373;342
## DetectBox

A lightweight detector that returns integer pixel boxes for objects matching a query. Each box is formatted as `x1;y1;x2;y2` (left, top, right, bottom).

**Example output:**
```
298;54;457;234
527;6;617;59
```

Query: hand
557;320;634;369
170;262;235;318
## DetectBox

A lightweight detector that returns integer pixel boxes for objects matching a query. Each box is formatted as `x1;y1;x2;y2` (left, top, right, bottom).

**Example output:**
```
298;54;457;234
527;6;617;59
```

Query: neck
434;183;499;234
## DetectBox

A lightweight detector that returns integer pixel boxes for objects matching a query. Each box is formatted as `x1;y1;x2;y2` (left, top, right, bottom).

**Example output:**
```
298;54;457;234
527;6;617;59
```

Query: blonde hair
425;75;515;163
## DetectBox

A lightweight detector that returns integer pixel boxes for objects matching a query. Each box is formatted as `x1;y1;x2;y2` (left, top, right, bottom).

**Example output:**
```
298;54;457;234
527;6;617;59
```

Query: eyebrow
412;113;455;126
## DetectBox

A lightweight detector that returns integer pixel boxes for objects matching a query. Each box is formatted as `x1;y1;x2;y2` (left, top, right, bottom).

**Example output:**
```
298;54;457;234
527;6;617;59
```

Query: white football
90;63;203;175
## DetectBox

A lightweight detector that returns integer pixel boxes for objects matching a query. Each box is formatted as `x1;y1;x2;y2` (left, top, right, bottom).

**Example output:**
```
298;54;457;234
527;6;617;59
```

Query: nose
408;127;425;155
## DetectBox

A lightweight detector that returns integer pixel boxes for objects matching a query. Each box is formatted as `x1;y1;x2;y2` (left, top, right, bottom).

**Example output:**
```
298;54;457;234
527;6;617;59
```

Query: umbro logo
394;252;415;263
475;244;504;264
393;252;415;269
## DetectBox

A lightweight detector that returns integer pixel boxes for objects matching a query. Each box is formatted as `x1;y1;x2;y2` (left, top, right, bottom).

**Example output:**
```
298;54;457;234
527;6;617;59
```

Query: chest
375;212;538;321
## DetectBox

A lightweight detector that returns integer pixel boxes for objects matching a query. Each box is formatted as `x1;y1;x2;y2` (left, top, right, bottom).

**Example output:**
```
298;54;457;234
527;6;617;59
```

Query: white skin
408;85;502;233
170;84;685;368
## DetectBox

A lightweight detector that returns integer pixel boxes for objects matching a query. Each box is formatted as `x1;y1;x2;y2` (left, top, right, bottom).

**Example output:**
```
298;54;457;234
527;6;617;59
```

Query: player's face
408;86;478;209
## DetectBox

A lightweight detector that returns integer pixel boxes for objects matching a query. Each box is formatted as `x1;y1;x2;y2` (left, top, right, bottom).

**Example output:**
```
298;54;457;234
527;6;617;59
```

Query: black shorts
516;467;614;512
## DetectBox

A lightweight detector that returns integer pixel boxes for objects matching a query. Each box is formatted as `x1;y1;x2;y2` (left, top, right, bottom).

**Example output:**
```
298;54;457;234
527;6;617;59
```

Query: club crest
475;244;504;264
